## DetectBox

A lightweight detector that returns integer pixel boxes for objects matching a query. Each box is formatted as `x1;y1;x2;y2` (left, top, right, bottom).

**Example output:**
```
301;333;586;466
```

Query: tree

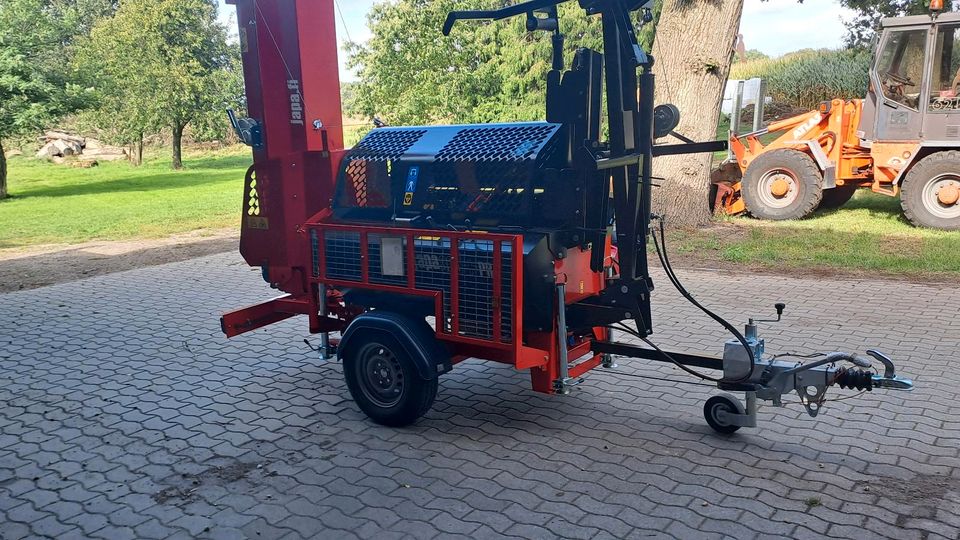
347;0;626;125
840;0;954;47
0;48;56;198
733;49;769;64
76;0;234;169
650;0;744;227
0;0;110;199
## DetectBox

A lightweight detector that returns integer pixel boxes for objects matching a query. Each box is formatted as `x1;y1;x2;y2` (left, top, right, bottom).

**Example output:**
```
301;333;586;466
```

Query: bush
730;49;871;110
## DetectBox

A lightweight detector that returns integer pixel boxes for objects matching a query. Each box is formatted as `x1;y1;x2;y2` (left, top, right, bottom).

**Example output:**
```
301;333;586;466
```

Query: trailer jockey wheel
704;394;745;434
742;149;823;220
343;335;438;427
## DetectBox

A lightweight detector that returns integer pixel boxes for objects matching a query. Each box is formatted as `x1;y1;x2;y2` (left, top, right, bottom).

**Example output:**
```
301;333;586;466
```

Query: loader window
876;28;926;110
929;23;960;112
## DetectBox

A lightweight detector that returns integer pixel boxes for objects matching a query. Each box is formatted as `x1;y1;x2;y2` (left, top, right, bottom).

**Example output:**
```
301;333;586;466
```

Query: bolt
621;285;629;293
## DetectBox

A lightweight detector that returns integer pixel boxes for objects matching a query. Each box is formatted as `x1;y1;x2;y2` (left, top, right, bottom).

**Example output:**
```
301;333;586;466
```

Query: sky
216;0;856;82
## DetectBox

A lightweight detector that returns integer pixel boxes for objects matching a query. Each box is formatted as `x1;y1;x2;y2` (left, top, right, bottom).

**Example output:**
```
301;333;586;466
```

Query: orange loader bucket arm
714;100;860;216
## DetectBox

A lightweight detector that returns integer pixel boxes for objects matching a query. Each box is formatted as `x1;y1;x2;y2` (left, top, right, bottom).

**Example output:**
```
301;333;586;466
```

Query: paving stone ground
1;252;958;540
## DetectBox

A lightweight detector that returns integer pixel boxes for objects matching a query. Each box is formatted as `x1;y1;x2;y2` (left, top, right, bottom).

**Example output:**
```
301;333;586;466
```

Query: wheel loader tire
741;149;823;221
900;151;960;230
818;185;857;210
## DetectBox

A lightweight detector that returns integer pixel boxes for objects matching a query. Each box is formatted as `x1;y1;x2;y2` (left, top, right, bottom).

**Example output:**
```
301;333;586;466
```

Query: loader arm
717;100;869;217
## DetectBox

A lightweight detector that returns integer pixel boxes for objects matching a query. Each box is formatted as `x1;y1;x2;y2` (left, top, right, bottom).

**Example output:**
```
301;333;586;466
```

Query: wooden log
43;131;86;145
70;159;99;169
36;141;59;159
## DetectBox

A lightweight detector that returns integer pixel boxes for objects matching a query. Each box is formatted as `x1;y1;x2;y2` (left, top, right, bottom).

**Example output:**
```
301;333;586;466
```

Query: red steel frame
220;0;610;395
309;223;523;351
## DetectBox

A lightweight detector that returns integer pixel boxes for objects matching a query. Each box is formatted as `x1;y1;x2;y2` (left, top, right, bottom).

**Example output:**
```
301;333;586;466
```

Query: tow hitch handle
866;349;914;391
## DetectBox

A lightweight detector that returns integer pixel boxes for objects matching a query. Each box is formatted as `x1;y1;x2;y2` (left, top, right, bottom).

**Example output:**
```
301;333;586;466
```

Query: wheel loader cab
860;12;960;143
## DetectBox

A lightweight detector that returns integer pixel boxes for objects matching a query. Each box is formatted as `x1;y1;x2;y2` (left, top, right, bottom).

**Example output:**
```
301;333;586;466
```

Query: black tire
818;185;857;210
741;149;823;220
703;394;744;434
342;332;438;427
900;151;960;230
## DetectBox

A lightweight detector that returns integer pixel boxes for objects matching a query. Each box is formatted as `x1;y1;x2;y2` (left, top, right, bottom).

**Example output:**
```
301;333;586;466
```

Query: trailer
221;0;912;431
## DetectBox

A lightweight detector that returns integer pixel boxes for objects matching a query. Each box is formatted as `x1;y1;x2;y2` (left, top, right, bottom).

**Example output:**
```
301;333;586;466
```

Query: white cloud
739;0;855;56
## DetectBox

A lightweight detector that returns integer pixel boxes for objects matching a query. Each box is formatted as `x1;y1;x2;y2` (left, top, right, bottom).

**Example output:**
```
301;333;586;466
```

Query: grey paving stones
0;252;958;538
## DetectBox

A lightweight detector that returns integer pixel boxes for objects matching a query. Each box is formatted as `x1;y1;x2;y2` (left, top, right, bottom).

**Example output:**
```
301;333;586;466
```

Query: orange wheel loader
714;8;960;230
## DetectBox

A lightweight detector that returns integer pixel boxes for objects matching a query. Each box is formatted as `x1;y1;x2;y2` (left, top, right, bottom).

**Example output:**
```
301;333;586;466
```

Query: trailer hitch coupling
709;316;914;429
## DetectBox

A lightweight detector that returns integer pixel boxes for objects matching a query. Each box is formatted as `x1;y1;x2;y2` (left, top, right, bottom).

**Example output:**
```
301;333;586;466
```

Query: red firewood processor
221;0;913;431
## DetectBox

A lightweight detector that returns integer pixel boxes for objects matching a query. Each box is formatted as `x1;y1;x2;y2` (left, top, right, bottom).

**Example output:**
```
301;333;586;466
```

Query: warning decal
403;166;419;206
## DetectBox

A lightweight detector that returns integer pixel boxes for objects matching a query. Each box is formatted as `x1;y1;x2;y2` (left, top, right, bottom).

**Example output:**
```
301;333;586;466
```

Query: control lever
443;0;565;35
866;349;914;390
227;109;263;148
743;303;784;342
754;302;785;324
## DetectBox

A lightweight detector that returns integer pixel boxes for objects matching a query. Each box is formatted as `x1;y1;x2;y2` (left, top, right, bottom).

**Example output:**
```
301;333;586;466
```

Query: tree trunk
172;124;184;169
0;138;7;200
650;0;744;227
129;132;144;166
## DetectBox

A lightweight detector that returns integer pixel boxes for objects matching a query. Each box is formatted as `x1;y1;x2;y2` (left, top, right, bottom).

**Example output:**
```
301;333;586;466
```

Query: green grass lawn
3;143;957;279
0;147;251;249
670;190;960;277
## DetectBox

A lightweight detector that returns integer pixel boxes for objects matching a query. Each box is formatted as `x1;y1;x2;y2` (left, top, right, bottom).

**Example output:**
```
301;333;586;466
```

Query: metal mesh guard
457;239;513;341
313;228;514;343
324;230;362;281
349;129;426;161
435;124;558;162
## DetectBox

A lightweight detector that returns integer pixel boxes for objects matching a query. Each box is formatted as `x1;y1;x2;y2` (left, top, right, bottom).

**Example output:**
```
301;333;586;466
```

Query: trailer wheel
343;333;438;427
704;394;744;434
742;149;823;220
900;151;960;230
818;185;857;210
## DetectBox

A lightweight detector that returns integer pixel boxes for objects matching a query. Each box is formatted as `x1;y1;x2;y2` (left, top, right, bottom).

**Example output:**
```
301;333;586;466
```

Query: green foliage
346;0;660;125
730;49;871;109
840;0;953;48
0;47;60;140
733;49;769;64
73;0;239;166
0;0;112;141
0;0;114;197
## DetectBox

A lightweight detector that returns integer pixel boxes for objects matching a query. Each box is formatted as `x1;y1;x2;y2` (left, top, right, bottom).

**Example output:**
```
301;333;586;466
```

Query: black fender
337;312;452;380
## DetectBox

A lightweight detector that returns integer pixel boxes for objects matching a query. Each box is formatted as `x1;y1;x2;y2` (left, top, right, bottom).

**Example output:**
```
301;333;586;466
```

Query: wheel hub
758;169;799;209
770;178;791;198
922;174;960;219
937;183;960;206
357;344;404;407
